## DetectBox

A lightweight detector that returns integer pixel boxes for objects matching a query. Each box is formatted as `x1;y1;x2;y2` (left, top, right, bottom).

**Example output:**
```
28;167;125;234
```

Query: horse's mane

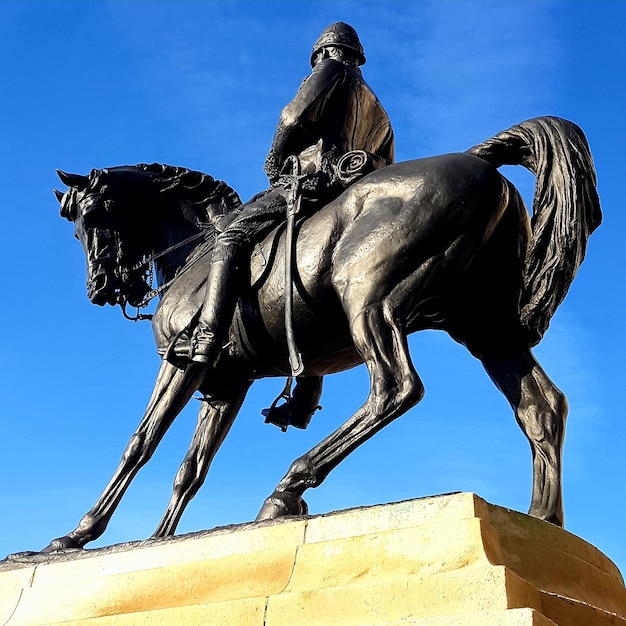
61;163;243;230
131;164;244;273
137;163;243;227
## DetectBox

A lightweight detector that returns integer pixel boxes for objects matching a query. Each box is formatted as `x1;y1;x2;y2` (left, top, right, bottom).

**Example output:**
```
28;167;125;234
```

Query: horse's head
56;168;154;308
56;163;242;313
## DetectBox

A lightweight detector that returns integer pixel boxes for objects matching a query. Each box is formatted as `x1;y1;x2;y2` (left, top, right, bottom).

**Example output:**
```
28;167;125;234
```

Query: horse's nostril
87;268;109;304
89;272;106;290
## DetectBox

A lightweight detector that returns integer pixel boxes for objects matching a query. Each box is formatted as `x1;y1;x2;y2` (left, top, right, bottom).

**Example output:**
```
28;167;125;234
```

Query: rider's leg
191;235;242;364
190;189;288;365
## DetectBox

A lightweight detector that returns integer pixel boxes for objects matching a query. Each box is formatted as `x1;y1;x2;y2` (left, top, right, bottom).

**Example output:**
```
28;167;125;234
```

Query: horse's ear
57;187;76;221
57;169;88;189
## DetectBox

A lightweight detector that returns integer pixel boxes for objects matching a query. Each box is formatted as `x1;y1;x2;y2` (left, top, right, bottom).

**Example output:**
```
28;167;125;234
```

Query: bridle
115;230;208;322
74;166;228;323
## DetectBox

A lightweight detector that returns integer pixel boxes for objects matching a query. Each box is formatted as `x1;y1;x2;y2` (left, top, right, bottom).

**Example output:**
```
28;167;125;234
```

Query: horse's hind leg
153;381;251;537
481;349;567;526
43;360;204;551
257;302;424;520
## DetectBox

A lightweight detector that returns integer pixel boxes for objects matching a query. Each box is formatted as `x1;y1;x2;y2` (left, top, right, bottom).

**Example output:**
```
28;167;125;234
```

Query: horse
47;116;600;551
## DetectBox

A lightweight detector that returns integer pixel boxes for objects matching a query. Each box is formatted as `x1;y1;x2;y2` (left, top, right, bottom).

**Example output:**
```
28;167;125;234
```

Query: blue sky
1;0;625;576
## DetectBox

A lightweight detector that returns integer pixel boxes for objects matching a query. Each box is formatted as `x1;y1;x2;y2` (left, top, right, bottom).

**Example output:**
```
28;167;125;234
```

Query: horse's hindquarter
330;154;518;333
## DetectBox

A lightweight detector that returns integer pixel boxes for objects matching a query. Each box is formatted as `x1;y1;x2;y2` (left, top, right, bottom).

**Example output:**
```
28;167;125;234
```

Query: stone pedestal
1;493;625;625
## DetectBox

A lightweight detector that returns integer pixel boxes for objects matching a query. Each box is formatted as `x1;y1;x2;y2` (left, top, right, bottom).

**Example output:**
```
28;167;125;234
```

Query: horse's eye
81;207;100;229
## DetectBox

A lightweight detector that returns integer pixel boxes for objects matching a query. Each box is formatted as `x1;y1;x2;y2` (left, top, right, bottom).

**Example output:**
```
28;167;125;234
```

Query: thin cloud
374;1;563;156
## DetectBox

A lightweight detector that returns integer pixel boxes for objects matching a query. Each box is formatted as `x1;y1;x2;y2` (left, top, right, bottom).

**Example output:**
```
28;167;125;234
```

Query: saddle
159;150;390;368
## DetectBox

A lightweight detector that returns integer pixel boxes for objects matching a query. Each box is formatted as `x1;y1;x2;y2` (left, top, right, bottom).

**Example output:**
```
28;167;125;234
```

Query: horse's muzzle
87;266;116;306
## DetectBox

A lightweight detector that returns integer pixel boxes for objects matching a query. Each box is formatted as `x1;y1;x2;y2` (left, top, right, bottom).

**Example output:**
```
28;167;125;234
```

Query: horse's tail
467;116;602;344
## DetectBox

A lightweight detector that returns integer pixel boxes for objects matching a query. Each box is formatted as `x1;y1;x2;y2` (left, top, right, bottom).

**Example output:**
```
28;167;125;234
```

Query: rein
127;231;206;274
117;230;208;321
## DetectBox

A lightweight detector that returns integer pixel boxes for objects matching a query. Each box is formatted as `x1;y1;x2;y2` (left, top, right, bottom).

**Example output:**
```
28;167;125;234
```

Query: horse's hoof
4;551;43;562
41;536;83;553
255;491;308;521
528;507;564;528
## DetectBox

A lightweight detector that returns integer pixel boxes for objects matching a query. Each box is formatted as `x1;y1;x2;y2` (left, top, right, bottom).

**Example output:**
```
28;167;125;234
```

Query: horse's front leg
152;380;251;538
43;360;205;551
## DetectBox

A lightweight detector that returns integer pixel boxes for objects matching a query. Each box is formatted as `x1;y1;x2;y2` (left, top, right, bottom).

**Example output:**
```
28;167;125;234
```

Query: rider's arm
264;61;344;182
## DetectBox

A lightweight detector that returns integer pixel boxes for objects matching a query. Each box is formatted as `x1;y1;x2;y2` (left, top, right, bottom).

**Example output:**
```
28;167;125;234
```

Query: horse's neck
152;219;209;286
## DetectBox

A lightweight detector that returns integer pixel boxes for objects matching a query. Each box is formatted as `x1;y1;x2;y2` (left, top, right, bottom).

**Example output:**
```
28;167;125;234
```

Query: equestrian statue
44;22;600;551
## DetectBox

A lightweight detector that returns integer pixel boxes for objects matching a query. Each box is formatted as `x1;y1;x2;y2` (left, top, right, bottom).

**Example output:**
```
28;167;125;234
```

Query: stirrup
262;402;321;432
262;377;321;432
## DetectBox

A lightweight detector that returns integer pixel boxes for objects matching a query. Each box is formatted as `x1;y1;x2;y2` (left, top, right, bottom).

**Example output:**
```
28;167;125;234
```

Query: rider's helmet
310;22;366;67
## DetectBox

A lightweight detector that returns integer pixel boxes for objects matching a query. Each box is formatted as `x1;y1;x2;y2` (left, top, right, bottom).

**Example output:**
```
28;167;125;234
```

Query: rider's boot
262;375;323;430
190;246;240;366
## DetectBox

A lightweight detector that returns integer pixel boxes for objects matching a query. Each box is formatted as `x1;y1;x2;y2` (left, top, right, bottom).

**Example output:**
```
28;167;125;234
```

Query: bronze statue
43;23;600;552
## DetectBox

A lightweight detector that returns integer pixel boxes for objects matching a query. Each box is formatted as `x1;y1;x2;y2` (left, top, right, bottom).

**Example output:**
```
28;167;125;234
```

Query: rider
190;22;395;424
